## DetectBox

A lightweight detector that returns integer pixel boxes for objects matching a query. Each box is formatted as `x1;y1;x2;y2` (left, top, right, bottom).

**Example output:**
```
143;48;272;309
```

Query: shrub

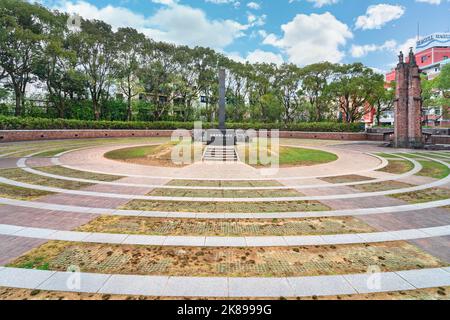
0;115;365;132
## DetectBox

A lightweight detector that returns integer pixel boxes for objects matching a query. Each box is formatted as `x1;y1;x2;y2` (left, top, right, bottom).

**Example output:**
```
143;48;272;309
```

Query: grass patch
148;188;302;198
416;160;449;179
77;216;376;236
104;142;202;167
37;166;122;182
121;200;330;213
377;160;414;174
390;188;450;204
8;240;445;277
352;181;415;192
0;168;93;190
0;183;53;200
238;144;337;167
374;153;402;159
32;148;74;158
321;175;375;184
167;180;282;187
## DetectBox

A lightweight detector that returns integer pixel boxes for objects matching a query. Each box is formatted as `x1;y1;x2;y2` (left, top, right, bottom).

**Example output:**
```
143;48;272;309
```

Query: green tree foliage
1;0;395;124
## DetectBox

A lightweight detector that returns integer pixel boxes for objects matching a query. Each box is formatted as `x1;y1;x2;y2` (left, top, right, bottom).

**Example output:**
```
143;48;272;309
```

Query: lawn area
37;166;122;182
377;160;414;174
238;144;338;167
0;168;93;190
148;188;303;198
104;142;203;167
76;215;376;236
390;188;450;204
416;160;450;179
121;199;330;213
0;183;53;200
167;180;282;187
8;240;444;277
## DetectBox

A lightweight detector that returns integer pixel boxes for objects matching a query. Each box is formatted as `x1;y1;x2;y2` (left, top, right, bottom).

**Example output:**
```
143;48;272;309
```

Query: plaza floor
0;137;449;299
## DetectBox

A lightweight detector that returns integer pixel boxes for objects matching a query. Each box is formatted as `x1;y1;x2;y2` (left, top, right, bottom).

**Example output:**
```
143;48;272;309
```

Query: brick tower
394;49;423;148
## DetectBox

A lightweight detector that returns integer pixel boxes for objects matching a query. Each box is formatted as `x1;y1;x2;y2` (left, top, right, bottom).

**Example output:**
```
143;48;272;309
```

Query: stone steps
203;146;238;162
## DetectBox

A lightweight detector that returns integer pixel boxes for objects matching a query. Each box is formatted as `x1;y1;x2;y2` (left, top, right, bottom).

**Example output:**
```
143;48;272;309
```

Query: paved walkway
0;266;449;297
0;223;449;247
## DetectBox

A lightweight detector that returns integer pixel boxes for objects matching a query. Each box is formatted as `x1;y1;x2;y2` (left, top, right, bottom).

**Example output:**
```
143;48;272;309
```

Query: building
383;33;450;127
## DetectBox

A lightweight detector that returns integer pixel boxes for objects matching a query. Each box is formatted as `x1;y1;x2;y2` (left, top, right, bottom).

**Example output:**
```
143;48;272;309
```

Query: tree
72;19;117;120
373;81;395;126
329;63;384;123
276;64;304;124
299;62;335;122
0;0;56;116
114;28;146;121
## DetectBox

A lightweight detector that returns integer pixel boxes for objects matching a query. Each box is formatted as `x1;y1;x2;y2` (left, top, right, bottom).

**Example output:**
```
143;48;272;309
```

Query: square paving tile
38;271;110;293
283;236;324;246
344;272;414;294
229;277;294;298
396;268;450;288
320;234;364;245
47;231;90;242
82;233;128;244
122;235;166;246
99;275;168;296
164;277;227;297
205;237;246;247
244;237;287;247
0;268;55;289
0;224;25;235
164;236;205;247
14;227;56;239
288;275;357;297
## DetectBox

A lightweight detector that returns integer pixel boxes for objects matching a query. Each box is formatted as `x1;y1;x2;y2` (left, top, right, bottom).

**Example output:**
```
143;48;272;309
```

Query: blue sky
37;0;450;73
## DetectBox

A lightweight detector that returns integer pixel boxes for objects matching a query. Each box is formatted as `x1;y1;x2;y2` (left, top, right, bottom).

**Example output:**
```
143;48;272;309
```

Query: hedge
0;116;364;132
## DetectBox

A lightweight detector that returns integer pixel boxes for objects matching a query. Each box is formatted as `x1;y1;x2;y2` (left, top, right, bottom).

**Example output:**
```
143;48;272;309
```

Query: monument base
206;129;236;146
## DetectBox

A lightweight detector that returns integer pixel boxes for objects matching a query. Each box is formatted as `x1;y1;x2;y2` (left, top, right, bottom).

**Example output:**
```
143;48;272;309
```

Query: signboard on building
416;33;450;51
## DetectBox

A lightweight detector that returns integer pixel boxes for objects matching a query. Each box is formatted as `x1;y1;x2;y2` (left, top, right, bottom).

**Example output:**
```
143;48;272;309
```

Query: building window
421;56;428;63
200;96;207;103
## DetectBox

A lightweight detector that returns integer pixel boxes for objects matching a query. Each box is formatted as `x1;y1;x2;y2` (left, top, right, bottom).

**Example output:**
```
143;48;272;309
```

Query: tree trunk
127;96;132;121
14;90;22;117
93;99;100;121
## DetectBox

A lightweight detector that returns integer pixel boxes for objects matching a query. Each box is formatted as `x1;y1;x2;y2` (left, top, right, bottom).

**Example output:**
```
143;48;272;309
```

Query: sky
35;0;450;74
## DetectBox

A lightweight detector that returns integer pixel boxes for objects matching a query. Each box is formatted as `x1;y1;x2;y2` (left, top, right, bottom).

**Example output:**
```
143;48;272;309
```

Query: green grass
377;160;414;174
391;188;450;204
38;166;122;182
121;200;330;213
240;145;338;167
32;148;75;157
0;183;53;200
0;168;93;190
416;160;450;179
104;145;160;160
167;180;282;187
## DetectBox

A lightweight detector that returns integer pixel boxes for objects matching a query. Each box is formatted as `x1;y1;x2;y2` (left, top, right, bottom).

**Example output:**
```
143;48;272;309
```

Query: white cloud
246;50;284;65
415;0;442;4
52;0;247;49
247;2;261;10
355;4;405;30
263;12;353;65
204;0;241;8
288;0;339;8
350;40;397;58
226;49;284;65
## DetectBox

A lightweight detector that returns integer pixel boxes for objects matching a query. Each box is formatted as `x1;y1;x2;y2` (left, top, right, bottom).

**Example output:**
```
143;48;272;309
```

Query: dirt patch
377;160;414;174
1;286;449;300
121;200;330;213
76;216;376;236
8;241;446;278
321;175;375;184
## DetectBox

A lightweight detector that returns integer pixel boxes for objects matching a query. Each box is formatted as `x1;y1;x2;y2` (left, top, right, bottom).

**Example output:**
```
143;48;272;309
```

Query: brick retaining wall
0;129;449;144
